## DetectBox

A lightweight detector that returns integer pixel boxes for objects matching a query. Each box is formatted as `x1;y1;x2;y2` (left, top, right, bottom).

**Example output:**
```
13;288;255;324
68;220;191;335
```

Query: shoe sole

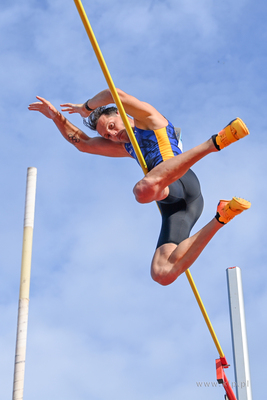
231;118;250;140
230;197;251;211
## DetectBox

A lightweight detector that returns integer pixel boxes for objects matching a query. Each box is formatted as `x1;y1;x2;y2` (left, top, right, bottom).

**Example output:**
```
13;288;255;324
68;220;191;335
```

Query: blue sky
1;0;266;398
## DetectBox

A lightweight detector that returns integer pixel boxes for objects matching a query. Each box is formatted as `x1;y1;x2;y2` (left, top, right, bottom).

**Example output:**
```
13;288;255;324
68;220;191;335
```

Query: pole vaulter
72;1;240;398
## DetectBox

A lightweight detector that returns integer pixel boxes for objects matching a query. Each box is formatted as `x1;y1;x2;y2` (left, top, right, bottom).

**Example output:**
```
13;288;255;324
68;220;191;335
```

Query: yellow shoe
215;197;251;224
212;118;250;150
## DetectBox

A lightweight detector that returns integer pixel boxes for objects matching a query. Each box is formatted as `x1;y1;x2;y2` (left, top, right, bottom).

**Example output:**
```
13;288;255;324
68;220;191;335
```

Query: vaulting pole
13;167;37;400
73;0;226;362
73;0;148;174
186;269;225;360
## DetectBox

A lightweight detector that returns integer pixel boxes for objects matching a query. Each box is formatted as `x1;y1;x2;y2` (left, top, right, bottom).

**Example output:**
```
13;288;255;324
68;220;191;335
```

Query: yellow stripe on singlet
154;127;175;161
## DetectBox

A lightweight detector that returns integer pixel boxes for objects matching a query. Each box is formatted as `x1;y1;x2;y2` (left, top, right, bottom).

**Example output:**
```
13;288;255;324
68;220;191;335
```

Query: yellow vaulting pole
73;0;148;175
185;269;224;358
73;0;225;360
13;167;37;400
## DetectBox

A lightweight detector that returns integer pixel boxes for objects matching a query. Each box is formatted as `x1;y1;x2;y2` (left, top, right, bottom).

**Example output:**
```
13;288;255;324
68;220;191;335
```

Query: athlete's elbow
116;88;128;102
75;143;91;153
76;145;86;153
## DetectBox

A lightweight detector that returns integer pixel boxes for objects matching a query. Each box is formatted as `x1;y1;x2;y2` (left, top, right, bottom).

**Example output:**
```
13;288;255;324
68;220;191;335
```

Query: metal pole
13;167;37;400
227;267;253;400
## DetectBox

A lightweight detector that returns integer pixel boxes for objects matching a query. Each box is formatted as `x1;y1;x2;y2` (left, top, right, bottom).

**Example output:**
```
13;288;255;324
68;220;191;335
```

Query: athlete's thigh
156;172;204;248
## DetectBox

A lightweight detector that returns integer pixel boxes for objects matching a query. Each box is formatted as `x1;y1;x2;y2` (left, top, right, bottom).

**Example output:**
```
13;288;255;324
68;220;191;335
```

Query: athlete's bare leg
133;117;250;204
151;197;251;286
133;138;217;204
151;218;222;286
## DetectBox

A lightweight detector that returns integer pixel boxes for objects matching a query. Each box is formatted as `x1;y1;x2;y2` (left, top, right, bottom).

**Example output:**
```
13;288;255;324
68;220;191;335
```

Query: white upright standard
227;266;253;400
13;167;37;400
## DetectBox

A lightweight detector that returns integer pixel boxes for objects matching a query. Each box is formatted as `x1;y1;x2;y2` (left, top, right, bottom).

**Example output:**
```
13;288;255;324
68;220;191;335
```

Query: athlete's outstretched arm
61;88;168;130
28;96;129;157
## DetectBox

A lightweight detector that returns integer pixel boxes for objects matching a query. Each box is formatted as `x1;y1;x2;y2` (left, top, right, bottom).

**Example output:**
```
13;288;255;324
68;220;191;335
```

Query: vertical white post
227;267;253;400
13;167;37;400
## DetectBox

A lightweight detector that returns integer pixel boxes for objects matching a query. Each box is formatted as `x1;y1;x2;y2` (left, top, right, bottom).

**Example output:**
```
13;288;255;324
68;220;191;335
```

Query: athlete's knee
133;177;158;204
151;265;174;286
133;177;169;204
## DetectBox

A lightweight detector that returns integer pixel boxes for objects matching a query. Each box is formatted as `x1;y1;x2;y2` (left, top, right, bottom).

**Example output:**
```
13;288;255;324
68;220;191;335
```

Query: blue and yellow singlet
125;121;182;171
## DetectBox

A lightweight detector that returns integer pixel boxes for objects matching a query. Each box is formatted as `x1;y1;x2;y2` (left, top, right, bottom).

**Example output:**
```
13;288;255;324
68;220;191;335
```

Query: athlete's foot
215;197;251;224
212;118;250;151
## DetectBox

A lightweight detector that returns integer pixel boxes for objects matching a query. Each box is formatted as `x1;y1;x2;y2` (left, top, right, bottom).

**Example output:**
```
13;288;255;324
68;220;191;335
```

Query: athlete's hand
28;96;58;120
60;102;90;118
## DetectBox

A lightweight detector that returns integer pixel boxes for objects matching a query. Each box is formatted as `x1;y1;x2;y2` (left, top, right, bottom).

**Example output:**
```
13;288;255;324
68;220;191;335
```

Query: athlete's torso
125;121;182;171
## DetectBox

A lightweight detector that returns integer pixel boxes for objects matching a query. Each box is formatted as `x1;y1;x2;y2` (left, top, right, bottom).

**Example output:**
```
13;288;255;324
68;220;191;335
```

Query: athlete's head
84;106;118;131
83;106;132;143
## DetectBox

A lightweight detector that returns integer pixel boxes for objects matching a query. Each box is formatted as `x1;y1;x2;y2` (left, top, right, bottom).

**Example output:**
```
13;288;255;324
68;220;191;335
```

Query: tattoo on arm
68;133;80;143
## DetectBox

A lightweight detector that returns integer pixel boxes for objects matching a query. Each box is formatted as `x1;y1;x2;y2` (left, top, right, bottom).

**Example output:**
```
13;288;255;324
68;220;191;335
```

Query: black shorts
156;169;204;248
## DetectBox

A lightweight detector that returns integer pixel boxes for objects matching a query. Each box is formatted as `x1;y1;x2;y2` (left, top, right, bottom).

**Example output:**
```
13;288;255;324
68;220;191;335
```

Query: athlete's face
96;112;132;143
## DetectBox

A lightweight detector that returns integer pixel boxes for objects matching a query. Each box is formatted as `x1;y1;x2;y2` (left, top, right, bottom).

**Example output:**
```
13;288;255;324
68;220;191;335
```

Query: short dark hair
83;106;118;131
